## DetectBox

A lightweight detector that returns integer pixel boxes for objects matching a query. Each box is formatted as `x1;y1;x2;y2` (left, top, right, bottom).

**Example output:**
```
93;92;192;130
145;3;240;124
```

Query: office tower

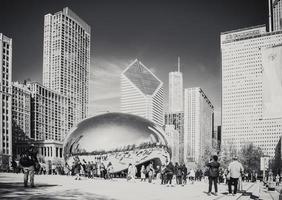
169;57;183;113
165;112;184;163
11;82;31;157
0;34;12;167
27;82;69;142
120;59;164;126
43;7;91;128
164;125;180;163
269;0;282;31
184;87;214;163
221;25;282;156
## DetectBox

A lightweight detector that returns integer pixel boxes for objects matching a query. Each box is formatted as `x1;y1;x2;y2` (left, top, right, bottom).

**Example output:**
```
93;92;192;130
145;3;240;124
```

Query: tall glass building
43;7;91;129
0;33;12;165
184;87;214;163
120;59;164;126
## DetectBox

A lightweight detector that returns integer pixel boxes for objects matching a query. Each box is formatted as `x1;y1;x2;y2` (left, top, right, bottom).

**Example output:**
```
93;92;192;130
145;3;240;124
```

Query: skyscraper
120;59;164;126
0;33;12;166
184;87;214;163
169;57;183;113
269;0;282;31
43;7;91;128
221;25;282;156
164;125;180;163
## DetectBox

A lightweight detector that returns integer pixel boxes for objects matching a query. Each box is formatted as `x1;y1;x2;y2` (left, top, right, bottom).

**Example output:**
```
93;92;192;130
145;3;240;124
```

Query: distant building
11;82;31;158
169;57;183;113
269;0;282;31
120;59;164;126
184;87;214;163
0;33;12;168
43;7;91;128
27;82;69;142
221;25;282;156
165;112;184;163
164;125;180;164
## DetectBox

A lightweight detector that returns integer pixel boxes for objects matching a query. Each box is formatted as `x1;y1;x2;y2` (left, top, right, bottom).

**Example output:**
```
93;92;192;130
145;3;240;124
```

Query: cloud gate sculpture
63;113;170;173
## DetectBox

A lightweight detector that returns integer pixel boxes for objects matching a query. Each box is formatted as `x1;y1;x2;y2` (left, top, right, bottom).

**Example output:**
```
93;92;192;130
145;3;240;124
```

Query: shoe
31;185;35;188
214;193;218;196
207;192;211;196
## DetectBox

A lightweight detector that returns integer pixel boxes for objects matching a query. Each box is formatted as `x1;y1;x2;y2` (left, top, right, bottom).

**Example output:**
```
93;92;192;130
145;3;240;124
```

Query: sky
0;0;269;126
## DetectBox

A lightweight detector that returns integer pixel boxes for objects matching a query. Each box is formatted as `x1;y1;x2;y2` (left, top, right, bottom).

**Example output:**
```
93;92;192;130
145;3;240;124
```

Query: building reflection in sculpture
63;113;170;173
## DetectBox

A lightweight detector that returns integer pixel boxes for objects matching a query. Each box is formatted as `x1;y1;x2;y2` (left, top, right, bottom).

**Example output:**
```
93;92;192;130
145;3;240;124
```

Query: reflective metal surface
63;113;170;172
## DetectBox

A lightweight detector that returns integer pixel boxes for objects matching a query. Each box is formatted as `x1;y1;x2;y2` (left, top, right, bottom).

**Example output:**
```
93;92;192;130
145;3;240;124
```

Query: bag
19;153;34;167
209;167;219;178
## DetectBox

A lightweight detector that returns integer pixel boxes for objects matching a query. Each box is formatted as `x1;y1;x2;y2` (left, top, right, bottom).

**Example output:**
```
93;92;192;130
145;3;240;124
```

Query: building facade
27;82;69;142
120;59;164;126
43;7;91;128
221;25;282;157
164;125;180;164
0;34;12;168
11;82;31;157
165;112;184;163
184;87;214;163
168;57;183;113
270;0;282;31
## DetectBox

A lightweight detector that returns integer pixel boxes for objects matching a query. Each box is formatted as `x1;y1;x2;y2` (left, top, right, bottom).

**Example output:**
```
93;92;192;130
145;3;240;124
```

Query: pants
176;176;182;184
228;177;239;194
208;177;218;193
166;173;173;184
23;166;35;187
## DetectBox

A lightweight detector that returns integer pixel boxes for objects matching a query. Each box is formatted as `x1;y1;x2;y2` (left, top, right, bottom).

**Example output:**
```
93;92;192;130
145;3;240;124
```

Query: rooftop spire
177;56;180;72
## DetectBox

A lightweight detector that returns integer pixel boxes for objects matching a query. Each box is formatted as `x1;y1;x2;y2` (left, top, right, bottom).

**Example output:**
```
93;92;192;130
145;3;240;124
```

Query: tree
239;143;264;173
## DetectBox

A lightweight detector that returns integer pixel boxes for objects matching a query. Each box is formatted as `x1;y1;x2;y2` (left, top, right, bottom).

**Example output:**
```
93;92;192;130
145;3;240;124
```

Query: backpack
19;152;34;167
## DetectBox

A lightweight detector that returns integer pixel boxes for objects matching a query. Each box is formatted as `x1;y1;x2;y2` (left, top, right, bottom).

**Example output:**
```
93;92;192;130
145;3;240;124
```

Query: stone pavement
0;173;259;200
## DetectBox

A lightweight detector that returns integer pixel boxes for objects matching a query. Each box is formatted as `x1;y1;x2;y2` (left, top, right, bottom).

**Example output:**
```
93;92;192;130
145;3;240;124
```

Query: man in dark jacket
206;155;220;196
20;144;38;187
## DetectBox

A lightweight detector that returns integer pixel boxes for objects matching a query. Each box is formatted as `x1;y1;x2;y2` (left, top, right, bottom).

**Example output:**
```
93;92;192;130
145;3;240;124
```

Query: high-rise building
184;87;214;163
43;7;91;128
120;59;164;126
169;57;183;113
165;112;184;163
11;82;31;157
221;25;282;156
269;0;282;31
27;82;69;142
0;33;12;167
164;125;180;163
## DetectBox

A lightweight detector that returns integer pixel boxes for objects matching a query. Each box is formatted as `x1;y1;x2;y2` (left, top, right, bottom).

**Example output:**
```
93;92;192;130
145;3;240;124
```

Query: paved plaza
0;173;278;200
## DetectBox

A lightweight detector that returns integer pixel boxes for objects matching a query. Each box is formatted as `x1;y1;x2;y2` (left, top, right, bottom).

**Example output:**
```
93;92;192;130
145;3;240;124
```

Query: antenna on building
177;56;180;72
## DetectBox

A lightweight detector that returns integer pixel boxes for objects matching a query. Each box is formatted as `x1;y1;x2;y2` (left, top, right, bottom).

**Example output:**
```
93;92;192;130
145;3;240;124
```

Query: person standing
165;162;175;187
140;165;146;182
228;156;244;196
182;164;187;186
206;155;220;196
19;144;39;187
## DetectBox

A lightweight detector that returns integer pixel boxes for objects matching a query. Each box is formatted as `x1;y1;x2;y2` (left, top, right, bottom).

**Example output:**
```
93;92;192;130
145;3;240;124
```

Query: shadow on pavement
0;182;116;200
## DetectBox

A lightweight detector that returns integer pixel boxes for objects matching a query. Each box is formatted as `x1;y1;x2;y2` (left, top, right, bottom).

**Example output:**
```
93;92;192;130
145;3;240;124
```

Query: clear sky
0;0;268;126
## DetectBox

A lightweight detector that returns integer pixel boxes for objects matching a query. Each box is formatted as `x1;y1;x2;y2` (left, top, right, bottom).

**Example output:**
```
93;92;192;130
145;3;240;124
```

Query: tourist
206;155;220;196
189;168;195;184
148;162;154;183
140;165;146;182
276;174;280;186
19;144;39;187
127;163;134;181
182;164;187;186
165;162;174;187
107;162;114;179
175;163;182;185
74;161;81;180
160;164;167;184
227;156;244;196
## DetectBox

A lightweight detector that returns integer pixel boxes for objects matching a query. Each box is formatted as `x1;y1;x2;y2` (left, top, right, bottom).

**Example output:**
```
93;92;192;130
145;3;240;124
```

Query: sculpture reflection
63;113;170;173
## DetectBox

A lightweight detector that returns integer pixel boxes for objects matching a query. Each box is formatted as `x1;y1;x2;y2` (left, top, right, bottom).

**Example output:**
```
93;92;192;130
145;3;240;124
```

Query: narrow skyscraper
0;33;12;167
184;87;214;163
269;0;282;31
43;7;91;128
169;57;183;113
120;59;164;126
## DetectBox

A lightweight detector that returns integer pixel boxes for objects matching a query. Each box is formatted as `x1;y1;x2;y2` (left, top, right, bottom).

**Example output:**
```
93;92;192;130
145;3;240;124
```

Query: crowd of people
9;145;282;197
